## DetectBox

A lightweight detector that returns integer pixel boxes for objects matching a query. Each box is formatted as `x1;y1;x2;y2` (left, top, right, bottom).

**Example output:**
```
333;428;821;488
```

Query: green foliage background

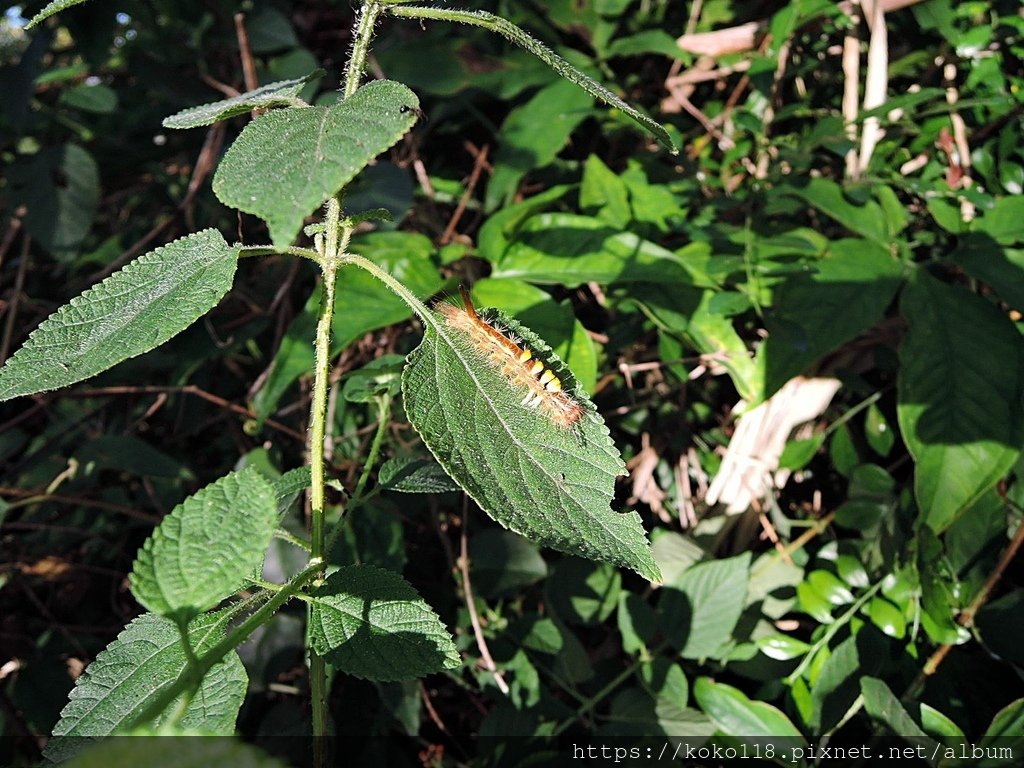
1;0;1023;764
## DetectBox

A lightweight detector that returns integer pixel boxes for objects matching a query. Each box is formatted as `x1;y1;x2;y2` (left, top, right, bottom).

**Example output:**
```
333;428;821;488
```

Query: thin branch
439;143;490;245
902;516;1024;702
0;233;30;365
0;486;161;523
0;207;24;274
458;511;510;695
234;13;259;95
70;384;307;442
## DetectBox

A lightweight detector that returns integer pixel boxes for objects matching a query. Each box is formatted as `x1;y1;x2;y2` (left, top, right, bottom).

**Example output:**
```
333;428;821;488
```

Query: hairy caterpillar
436;288;584;429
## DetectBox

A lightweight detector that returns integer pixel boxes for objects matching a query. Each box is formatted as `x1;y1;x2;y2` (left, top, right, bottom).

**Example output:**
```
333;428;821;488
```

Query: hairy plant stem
308;197;355;766
306;6;386;757
386;4;675;152
338;251;431;320
343;2;384;99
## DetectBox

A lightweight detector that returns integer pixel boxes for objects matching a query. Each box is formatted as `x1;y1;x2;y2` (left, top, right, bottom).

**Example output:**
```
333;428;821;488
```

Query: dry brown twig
70;384;307;442
458;509;510;695
0;233;30;366
439;143;490;245
625;433;670;523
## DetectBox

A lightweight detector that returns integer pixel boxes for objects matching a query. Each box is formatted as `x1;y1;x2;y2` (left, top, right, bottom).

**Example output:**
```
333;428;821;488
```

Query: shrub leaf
45;612;247;762
130;468;277;621
402;303;660;582
308;565;460;680
163;70;325;129
0;229;237;402
212;80;419;246
897;270;1024;531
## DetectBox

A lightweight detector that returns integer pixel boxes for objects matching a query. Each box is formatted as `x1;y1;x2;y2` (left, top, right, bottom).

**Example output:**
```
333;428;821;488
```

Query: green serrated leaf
378;457;461;493
272;466;312;515
212;80;419;247
45;612;247;762
897;270;1024;532
401;303;659;582
25;0;88;28
163;71;325;129
387;5;675;153
0;230;238;402
308;565;460;680
130;468;277;620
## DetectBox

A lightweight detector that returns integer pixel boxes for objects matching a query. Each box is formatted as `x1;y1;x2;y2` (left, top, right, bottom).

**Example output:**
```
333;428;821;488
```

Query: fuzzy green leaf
387;5;675;153
0;230;238;402
402;303;660;582
378;457;462;493
163;70;325;129
308;565;460;680
45;612;247;762
130;468;277;621
897;270;1024;531
25;0;88;28
212;80;419;246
